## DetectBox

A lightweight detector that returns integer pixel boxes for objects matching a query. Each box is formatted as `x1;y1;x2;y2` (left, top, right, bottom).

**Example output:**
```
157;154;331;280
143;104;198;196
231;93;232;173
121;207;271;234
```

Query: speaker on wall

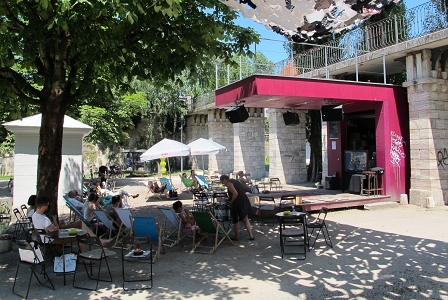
283;112;300;126
225;105;249;123
321;105;344;121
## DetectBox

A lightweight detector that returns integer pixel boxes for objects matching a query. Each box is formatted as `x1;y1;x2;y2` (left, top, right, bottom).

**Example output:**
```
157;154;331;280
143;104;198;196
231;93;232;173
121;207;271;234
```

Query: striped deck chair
190;211;234;254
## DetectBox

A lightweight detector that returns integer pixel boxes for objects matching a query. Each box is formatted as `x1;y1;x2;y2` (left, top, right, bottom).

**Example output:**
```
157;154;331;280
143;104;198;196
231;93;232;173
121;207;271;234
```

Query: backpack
169;190;178;198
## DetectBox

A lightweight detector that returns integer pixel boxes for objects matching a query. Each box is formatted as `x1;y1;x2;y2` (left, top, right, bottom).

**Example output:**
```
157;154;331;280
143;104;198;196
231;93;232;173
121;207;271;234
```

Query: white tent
188;138;226;171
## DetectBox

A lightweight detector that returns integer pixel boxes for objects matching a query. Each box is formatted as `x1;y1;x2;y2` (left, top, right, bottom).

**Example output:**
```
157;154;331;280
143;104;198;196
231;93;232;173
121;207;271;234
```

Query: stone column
403;49;447;206
207;109;234;175
232;108;265;180
268;109;307;184
185;114;208;171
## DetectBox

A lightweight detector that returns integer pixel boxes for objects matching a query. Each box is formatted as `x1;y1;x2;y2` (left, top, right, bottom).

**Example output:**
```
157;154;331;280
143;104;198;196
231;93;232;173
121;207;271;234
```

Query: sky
237;0;430;63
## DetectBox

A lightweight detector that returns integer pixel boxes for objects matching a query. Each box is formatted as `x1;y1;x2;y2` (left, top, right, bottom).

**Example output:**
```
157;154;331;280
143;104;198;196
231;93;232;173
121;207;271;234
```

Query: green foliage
0;133;14;157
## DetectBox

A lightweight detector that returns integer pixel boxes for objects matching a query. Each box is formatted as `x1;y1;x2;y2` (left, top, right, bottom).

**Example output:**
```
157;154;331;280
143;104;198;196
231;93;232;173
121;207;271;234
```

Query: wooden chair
158;207;193;247
131;216;165;263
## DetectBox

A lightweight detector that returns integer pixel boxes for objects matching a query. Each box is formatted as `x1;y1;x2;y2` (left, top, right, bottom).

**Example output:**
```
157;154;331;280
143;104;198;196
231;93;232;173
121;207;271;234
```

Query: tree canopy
0;0;259;215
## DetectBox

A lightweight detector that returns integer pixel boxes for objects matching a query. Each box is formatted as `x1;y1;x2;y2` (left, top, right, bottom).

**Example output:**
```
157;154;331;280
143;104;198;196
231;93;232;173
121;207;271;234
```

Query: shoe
132;194;139;198
249;237;255;241
230;236;239;241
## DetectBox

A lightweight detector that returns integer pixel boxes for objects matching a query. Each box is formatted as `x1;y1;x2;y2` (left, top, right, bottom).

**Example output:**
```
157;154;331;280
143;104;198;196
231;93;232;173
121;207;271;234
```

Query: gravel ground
0;177;447;299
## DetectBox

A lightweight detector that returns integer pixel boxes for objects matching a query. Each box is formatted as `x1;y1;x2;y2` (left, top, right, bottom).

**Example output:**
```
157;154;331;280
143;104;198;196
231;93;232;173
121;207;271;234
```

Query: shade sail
188;138;226;156
140;138;190;162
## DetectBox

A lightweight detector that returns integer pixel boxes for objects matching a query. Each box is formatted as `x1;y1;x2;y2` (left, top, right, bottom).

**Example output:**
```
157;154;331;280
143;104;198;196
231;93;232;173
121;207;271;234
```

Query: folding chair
193;192;211;212
13;208;33;240
190;211;234;254
279;195;296;212
93;209;121;240
145;180;168;199
307;207;333;250
158;207;193;247
279;213;308;260
269;178;282;191
196;175;210;190
73;233;116;291
131;216;165;263
159;177;176;192
113;208;134;248
13;240;55;299
121;235;153;291
65;200;93;230
253;196;277;226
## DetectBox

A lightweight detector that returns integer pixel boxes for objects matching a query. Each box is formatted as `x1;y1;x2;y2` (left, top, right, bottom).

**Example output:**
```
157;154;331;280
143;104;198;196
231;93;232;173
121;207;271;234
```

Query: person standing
220;175;254;241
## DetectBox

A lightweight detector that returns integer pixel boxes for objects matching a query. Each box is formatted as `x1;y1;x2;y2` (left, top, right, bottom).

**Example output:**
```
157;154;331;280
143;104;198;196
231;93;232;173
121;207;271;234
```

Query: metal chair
13;240;55;299
253;196;277;226
73;234;116;291
13;208;33;240
121;235;153;290
193;192;211;212
269;178;281;191
279;213;308;260
279;195;296;212
307;207;333;250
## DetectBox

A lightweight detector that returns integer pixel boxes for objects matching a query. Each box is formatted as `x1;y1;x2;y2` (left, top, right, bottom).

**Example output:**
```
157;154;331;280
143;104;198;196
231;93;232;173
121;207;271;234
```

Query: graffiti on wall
390;131;406;188
437;148;448;169
390;131;406;166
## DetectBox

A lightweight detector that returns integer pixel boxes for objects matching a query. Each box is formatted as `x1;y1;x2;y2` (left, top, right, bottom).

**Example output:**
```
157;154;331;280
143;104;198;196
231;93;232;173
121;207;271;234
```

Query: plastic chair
190;211;234;254
307;207;333;250
131;216;165;262
13;240;55;299
158;207;193;247
253;196;277;226
73;233;116;291
121;235;153;290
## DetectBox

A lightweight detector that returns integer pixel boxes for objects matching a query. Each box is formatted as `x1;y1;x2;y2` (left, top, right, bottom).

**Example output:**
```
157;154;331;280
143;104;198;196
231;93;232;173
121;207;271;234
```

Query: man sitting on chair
180;173;198;188
149;181;169;197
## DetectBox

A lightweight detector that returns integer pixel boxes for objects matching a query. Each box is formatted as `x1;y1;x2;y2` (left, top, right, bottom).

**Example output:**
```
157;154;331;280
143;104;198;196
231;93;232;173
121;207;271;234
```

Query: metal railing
193;0;448;111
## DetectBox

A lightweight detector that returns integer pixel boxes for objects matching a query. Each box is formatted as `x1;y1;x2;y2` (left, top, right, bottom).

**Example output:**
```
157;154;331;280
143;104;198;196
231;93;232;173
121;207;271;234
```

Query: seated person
190;170;200;185
172;200;200;232
106;195;123;229
180;173;198;188
83;192;107;235
67;190;84;211
237;171;252;193
27;194;37;217
32;196;69;242
149;181;169;197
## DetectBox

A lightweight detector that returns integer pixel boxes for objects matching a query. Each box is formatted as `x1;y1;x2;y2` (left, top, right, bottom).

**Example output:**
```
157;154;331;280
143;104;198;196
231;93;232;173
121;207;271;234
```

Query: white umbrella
140;138;190;183
188;138;226;171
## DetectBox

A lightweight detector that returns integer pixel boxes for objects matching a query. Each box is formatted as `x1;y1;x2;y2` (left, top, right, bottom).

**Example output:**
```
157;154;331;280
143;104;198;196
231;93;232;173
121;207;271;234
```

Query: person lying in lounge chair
149;181;169;197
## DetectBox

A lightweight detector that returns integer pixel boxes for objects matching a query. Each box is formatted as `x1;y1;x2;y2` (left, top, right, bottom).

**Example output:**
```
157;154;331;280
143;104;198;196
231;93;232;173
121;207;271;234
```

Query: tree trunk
37;99;68;219
307;110;322;182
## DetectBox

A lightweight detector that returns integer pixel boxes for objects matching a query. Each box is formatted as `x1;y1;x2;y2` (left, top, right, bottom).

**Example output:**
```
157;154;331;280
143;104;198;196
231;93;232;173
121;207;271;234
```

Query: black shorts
230;198;250;224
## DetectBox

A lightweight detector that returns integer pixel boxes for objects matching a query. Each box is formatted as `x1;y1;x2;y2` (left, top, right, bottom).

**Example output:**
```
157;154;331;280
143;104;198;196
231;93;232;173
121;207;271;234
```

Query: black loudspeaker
225;105;249;123
321;105;344;121
283;112;300;126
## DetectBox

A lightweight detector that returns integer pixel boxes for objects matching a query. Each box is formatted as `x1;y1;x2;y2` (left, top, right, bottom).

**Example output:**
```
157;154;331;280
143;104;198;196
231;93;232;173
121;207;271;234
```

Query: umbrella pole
202;155;205;174
168;158;172;186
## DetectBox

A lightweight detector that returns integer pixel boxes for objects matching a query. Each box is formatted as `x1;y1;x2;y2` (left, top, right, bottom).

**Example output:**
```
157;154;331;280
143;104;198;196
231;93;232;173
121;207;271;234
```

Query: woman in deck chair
149;181;169;197
172;200;201;233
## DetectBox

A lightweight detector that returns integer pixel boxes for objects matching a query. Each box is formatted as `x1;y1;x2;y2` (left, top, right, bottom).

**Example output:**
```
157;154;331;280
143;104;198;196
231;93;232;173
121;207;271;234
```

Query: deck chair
190;211;234;254
65;200;92;229
131;216;165;262
93;209;121;241
145;180;168;199
196;175;210;190
113;208;134;248
179;175;197;193
158;207;193;247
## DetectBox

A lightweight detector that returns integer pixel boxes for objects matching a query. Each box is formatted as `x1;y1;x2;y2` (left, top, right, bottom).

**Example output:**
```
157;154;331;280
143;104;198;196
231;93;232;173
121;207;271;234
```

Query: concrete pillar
268;109;307;184
403;50;448;206
232;108;265;180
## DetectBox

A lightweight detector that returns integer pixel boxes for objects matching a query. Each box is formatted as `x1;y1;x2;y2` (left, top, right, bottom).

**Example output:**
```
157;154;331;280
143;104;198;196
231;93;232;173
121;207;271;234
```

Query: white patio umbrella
188;138;226;172
140;138;190;182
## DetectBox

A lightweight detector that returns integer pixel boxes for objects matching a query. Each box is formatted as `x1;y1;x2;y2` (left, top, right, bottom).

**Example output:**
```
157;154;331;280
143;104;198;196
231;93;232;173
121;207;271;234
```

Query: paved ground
0;178;447;299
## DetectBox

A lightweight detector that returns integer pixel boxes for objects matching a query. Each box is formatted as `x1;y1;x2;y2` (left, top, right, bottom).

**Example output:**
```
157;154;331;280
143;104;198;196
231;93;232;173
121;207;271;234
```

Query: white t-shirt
32;213;52;243
68;197;83;209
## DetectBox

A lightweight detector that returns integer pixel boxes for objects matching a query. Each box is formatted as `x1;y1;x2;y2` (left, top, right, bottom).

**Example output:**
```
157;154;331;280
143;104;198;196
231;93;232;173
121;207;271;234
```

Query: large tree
0;0;258;216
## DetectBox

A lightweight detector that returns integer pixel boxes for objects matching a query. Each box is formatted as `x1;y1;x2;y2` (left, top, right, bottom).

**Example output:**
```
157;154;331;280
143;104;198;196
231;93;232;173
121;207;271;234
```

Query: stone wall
268;109;307;184
404;49;448;206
